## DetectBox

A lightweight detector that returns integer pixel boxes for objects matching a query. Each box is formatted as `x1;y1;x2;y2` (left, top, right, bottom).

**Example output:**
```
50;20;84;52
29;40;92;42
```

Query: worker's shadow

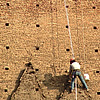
43;73;71;100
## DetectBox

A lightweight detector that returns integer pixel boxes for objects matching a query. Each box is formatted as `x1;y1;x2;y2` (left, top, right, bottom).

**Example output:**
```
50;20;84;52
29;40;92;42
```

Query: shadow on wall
7;62;34;100
43;73;71;100
7;69;25;100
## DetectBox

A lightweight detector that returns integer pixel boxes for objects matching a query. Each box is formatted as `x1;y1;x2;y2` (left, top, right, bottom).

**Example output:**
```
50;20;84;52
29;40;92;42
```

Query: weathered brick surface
0;0;100;100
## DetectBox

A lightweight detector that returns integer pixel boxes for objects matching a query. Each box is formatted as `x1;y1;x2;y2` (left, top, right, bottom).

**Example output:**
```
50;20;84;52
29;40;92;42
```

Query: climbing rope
64;0;74;58
64;0;77;100
75;78;77;100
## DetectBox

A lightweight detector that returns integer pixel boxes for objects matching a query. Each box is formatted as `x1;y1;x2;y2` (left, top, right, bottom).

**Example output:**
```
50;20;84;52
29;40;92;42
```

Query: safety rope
64;0;74;58
75;78;77;100
64;0;77;100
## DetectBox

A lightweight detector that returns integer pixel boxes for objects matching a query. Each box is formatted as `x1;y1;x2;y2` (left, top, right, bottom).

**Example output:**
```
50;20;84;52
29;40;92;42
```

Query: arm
69;65;72;77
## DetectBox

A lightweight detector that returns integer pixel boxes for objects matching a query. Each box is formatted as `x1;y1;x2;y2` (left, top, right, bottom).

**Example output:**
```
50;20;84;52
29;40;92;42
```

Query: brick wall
0;0;100;100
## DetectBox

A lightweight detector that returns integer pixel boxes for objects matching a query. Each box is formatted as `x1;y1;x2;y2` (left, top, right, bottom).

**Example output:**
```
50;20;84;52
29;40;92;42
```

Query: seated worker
69;57;89;93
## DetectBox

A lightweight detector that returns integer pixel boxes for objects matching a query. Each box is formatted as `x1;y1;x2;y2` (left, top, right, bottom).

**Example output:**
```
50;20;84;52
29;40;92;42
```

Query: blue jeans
71;71;88;90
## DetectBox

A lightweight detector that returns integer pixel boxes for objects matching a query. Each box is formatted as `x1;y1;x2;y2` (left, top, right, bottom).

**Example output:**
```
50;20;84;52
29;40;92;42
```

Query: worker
69;57;89;93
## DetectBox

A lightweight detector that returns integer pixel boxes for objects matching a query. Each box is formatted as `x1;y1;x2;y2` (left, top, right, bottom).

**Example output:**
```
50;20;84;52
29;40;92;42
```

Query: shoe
86;89;89;92
71;89;73;93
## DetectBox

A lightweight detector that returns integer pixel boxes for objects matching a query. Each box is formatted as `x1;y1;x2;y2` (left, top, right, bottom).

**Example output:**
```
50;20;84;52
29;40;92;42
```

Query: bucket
84;74;90;80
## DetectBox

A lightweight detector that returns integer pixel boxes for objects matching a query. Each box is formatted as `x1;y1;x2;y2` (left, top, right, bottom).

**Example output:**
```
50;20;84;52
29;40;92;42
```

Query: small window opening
35;69;39;71
5;67;9;70
96;71;99;73
97;92;100;95
66;25;69;28
5;23;9;26
65;70;67;73
36;24;40;27
6;3;9;6
93;6;96;9
93;26;97;29
6;46;9;49
95;49;98;52
35;46;39;50
66;49;70;51
4;89;8;92
36;88;39;91
36;4;39;7
66;6;69;8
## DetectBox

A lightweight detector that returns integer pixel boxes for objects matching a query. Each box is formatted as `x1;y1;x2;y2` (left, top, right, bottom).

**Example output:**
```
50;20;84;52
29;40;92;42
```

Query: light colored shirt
69;62;80;74
71;62;80;70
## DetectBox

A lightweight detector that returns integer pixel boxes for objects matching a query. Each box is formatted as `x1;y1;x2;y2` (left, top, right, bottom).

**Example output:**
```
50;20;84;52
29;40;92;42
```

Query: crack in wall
7;62;46;100
34;76;46;99
7;69;25;100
